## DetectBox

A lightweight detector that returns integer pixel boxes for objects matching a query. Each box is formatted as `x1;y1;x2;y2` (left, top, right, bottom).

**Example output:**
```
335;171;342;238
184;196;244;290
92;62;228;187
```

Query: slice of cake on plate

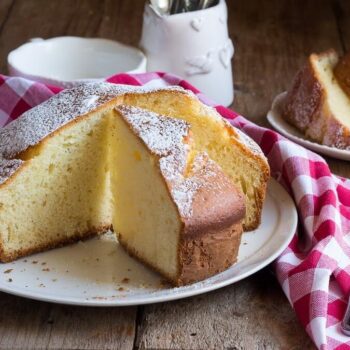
112;106;245;285
282;49;350;149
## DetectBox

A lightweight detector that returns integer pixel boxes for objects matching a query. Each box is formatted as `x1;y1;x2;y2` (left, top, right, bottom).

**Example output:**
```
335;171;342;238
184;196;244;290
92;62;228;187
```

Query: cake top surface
116;105;191;159
0;82;190;185
117;105;245;223
116;105;192;192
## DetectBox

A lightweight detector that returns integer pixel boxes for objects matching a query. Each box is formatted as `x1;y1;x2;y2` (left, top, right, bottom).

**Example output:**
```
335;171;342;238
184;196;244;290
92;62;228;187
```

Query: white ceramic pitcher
140;0;234;106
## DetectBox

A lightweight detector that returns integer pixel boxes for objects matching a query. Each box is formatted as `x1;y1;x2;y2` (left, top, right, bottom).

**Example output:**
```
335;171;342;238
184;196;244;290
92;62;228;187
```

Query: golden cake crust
177;154;245;285
222;125;269;230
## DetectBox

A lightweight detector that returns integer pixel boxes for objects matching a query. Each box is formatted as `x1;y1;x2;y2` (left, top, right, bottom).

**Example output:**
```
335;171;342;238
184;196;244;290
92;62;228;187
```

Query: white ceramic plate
267;92;350;161
0;179;297;306
7;37;147;88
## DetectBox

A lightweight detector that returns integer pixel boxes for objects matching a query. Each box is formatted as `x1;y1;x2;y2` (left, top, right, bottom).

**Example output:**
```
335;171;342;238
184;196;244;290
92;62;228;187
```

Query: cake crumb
42;268;50;272
4;269;13;274
39;283;45;288
121;278;130;283
118;287;125;291
41;262;47;266
7;278;12;282
52;279;57;282
24;259;27;263
32;261;38;264
127;268;131;272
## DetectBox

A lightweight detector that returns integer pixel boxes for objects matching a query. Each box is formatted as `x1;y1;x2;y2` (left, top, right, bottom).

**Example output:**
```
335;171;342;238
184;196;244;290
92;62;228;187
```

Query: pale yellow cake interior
0;111;112;259
123;93;264;230
312;53;350;129
110;113;182;280
0;108;186;278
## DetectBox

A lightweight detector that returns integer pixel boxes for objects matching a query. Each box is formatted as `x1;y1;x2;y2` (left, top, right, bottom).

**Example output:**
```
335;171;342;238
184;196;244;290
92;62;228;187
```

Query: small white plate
8;37;147;88
0;179;297;306
267;92;350;161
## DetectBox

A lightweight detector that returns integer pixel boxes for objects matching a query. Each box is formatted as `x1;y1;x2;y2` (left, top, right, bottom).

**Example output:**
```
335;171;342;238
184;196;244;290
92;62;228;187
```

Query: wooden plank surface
0;0;14;31
333;0;349;52
0;0;349;349
0;293;136;350
136;270;314;349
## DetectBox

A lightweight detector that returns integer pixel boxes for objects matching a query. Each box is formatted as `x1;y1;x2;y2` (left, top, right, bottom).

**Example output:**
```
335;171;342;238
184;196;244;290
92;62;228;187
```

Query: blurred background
1;0;349;126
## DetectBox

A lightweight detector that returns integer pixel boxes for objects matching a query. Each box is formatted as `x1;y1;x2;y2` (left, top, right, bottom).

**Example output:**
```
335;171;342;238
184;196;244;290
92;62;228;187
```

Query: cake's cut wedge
283;49;350;149
0;110;112;262
122;90;269;231
111;106;246;285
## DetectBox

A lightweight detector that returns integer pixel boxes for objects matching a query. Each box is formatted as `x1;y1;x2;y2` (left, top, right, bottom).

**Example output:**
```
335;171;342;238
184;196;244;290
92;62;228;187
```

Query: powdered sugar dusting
234;128;266;158
117;105;190;158
0;82;190;185
117;105;191;186
0;159;23;185
169;153;220;217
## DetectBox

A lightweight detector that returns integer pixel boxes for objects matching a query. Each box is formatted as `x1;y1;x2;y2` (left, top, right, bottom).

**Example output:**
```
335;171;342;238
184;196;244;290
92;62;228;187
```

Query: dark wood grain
333;0;350;52
136;271;314;349
0;0;14;31
231;0;342;125
0;293;136;350
0;0;348;349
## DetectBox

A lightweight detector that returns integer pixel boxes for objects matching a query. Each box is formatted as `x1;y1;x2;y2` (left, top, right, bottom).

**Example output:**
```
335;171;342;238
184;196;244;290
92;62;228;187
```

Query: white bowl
7;36;147;88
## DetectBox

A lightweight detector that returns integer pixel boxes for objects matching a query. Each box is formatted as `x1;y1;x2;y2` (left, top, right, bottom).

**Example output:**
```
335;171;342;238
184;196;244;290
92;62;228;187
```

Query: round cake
0;83;269;285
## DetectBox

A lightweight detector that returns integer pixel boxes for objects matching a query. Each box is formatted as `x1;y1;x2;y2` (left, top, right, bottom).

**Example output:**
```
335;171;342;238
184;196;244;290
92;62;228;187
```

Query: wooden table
0;1;349;349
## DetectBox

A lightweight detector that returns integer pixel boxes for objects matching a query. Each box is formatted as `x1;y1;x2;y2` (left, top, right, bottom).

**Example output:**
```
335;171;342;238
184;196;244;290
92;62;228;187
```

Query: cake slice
283;49;350;149
122;89;269;231
111;106;245;285
0;103;112;262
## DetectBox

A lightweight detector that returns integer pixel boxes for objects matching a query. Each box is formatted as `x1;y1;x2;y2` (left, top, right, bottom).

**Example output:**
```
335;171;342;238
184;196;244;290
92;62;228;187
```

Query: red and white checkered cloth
1;72;350;349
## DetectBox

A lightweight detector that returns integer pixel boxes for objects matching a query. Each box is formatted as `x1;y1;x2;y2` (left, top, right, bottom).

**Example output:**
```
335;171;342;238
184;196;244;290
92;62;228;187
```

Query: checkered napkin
1;72;350;349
